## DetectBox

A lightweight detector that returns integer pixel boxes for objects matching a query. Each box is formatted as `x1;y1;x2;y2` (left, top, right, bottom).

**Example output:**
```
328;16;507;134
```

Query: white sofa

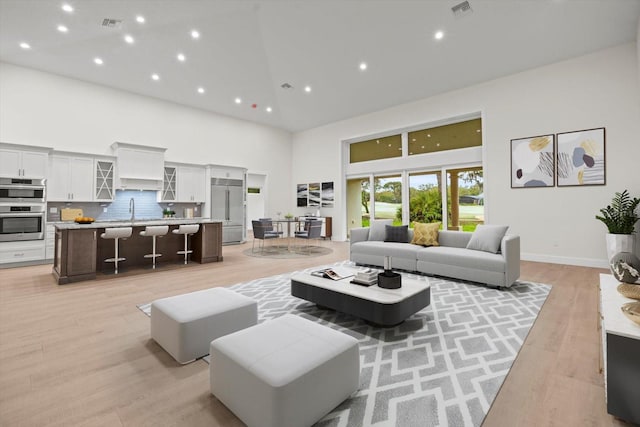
350;225;520;288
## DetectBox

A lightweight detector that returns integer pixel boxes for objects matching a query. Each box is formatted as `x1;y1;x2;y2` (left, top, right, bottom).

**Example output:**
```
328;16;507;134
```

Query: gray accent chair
294;220;323;254
252;220;281;253
350;226;520;288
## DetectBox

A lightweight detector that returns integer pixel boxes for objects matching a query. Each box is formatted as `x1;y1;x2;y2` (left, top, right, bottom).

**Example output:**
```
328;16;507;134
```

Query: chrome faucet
129;197;135;222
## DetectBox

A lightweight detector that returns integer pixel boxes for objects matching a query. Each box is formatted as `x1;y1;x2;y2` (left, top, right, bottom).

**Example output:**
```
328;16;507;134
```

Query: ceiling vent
280;83;293;89
101;18;123;29
451;1;473;18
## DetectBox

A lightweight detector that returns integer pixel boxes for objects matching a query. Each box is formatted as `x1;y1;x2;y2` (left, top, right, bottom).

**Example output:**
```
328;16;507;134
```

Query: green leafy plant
595;190;640;234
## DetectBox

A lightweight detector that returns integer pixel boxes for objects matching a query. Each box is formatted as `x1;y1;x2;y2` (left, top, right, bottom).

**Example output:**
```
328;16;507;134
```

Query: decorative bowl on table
74;217;95;224
621;301;640;326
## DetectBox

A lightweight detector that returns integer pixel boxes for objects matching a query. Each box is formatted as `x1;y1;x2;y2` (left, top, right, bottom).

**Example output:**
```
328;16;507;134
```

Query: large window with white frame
344;116;484;237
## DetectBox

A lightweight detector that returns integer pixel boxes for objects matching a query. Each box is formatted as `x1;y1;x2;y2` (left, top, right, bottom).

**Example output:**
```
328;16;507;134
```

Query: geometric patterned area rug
138;261;551;427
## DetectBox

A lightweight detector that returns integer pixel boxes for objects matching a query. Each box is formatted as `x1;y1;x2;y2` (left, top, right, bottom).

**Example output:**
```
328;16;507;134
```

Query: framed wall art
556;127;605;187
321;182;334;207
308;182;321;206
297;184;308;207
510;134;555;188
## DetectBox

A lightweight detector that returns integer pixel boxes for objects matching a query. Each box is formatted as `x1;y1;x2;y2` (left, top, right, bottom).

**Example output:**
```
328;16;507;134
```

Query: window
446;167;484;232
408;172;443;227
349;134;402;163
373;174;402;225
346;177;371;232
247;187;261;194
408;118;481;156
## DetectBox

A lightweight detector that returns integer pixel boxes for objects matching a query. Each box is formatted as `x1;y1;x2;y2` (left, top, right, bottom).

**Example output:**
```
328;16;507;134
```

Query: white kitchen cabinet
160;166;177;202
178;165;206;202
0;147;48;178
209;165;245;181
0;241;46;264
45;224;56;260
111;142;166;190
94;159;115;201
48;155;94;201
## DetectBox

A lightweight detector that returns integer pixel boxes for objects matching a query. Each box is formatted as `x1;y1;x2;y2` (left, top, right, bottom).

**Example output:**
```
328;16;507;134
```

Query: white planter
605;233;636;261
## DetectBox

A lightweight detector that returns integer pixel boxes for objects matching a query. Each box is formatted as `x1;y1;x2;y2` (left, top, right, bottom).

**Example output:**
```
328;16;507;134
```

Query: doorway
246;173;267;230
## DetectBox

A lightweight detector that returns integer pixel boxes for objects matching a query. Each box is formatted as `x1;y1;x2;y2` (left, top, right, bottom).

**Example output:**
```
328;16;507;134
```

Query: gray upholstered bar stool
139;225;169;269
172;224;200;264
100;227;133;274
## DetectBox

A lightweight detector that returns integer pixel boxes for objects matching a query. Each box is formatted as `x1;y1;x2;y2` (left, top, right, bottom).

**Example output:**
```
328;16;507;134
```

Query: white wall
0;62;292;217
292;43;640;268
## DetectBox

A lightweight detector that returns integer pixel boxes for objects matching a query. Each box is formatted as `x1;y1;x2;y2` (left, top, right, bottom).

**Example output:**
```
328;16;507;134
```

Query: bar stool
172;224;200;264
139;225;169;269
100;227;132;274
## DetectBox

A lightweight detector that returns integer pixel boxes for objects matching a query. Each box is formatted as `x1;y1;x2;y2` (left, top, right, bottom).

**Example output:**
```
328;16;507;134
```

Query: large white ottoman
210;313;360;427
151;287;257;364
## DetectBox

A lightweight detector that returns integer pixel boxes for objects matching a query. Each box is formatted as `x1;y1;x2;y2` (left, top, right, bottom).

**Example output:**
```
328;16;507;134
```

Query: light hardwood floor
0;240;631;426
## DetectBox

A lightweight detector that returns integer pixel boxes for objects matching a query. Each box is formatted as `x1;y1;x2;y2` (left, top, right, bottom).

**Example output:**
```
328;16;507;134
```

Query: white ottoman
210;314;360;427
151;287;257;364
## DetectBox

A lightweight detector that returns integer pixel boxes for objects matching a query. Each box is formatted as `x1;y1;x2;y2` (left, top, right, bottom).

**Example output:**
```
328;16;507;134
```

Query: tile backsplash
47;190;203;222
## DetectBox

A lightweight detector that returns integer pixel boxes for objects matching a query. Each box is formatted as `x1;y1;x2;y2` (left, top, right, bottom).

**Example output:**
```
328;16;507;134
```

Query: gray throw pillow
384;225;409;243
466;224;509;253
368;219;393;241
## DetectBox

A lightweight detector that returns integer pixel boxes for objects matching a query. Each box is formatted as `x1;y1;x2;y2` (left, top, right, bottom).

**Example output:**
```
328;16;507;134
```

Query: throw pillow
368;219;393;241
466;224;509;253
384;225;409;243
410;222;440;246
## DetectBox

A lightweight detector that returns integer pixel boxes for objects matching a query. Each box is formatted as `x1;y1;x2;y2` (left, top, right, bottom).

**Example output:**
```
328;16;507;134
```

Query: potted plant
596;190;640;260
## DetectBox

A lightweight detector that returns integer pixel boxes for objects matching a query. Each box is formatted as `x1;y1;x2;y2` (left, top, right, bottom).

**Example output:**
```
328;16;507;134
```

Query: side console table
599;273;640;425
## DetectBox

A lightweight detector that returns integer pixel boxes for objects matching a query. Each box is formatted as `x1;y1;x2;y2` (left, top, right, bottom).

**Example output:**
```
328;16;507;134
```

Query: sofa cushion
417;246;506;272
368;219;393;241
411;222;440;247
351;241;422;260
466;225;509;254
384;225;409;243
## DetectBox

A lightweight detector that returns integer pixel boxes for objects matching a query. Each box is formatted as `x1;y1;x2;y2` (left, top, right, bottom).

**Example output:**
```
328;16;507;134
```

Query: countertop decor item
378;256;401;289
74;217;94;224
617;284;640;300
621;301;640;326
596;190;640;261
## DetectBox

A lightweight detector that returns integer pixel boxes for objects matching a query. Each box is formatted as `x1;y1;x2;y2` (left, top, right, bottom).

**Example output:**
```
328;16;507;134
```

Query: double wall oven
0;178;46;242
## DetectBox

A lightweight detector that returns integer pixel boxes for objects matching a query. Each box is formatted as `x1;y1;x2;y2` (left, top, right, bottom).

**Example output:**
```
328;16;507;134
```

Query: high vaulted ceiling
1;0;639;133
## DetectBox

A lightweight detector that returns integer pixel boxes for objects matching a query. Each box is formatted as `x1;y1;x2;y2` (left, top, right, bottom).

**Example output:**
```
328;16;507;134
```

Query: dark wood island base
53;220;223;285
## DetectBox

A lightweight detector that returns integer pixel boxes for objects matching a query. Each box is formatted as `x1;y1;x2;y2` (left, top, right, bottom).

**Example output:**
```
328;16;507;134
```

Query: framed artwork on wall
297;184;308;207
321;182;334;207
556;127;606;187
308;182;321;206
510;134;555;188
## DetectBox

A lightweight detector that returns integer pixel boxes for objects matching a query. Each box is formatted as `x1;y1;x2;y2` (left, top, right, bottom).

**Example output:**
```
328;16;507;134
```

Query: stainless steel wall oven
0;178;46;203
0;205;45;241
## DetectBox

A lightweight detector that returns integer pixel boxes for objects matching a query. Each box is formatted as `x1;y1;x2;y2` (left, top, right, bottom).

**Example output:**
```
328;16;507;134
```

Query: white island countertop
53;218;221;230
600;273;640;340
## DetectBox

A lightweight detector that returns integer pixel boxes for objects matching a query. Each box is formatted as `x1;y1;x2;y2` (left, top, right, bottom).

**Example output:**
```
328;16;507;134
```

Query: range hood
111;142;167;190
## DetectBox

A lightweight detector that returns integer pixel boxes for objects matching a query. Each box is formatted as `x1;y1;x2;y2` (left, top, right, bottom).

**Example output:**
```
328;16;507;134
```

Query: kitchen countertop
53;218;220;230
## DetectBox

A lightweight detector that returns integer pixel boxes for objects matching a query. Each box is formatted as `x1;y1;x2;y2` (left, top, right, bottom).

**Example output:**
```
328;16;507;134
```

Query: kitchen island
52;219;223;285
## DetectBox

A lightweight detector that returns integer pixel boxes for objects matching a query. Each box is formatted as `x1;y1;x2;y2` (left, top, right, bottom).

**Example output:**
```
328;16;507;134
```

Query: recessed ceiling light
197;87;205;94
177;53;186;62
61;4;73;13
434;30;444;40
476;129;481;133
124;34;134;44
136;15;145;23
421;145;425;149
266;106;272;113
57;25;69;33
304;85;312;93
151;73;160;81
234;97;242;104
19;42;31;49
191;30;200;39
359;62;367;71
427;134;431;137
93;57;104;65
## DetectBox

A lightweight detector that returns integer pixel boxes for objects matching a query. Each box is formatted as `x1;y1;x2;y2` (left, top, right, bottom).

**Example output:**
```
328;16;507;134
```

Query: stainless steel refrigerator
211;178;245;244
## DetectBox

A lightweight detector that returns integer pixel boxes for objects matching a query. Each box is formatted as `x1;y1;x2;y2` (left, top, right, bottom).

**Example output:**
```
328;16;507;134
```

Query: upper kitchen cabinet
177;165;206;203
162;163;206;203
209;164;246;181
94;157;115;201
48;154;94;202
111;142;166;190
0;143;50;179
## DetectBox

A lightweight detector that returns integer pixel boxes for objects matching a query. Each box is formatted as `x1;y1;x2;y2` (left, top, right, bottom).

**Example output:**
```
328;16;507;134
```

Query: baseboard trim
522;252;609;269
